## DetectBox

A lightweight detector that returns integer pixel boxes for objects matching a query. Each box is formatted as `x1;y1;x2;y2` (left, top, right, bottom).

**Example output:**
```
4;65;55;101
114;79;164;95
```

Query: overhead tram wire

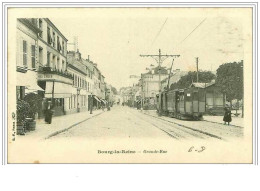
177;18;207;47
150;17;168;47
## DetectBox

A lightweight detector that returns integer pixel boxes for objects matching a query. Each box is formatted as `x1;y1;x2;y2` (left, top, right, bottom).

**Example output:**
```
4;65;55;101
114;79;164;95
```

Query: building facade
140;66;169;109
16;18;112;119
36;18;73;116
190;81;225;115
67;50;92;114
16;18;43;100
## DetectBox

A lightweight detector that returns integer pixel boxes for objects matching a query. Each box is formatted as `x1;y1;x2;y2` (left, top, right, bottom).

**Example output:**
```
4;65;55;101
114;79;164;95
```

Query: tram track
129;110;224;140
138;110;243;139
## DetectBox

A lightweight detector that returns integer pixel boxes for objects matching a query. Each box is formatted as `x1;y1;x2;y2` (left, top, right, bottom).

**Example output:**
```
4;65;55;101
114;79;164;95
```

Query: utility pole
140;49;180;111
167;58;175;90
196;57;199;83
140;49;180;92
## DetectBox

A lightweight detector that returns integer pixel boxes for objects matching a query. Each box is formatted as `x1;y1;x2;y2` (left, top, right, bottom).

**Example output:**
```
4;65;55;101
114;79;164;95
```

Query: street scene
52;106;243;141
14;9;245;145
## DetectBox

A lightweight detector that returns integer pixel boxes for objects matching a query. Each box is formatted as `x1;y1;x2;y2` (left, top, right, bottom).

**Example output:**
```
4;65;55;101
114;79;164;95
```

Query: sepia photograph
5;5;255;164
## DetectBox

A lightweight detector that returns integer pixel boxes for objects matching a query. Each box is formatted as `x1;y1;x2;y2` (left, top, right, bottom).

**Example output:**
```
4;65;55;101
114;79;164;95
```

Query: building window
62;41;64;55
57;36;61;52
62;60;65;71
47;52;50;67
70;96;73;109
22;40;27;67
74;95;76;108
47;27;52;44
31;45;36;68
52;55;56;69
52;32;56;48
39;19;43;38
39;47;43;66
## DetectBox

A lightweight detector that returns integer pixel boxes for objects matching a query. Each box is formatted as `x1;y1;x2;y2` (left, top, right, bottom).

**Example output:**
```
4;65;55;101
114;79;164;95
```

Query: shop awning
27;83;44;91
45;81;73;98
93;95;101;102
101;99;107;104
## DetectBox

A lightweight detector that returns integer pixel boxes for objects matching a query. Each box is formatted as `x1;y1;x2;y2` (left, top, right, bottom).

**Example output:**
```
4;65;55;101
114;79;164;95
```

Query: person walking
223;107;232;125
43;99;48;123
45;101;53;124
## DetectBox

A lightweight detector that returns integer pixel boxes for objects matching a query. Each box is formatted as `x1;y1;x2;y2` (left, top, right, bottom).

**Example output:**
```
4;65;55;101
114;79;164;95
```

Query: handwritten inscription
188;146;206;153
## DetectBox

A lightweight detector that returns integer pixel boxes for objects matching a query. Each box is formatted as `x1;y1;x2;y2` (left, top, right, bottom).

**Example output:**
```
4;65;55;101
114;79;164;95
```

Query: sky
49;8;250;90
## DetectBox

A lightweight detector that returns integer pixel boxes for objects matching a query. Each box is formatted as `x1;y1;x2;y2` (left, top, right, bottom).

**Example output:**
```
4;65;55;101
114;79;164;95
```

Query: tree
215;61;243;102
24;93;43;120
170;71;216;90
111;87;118;95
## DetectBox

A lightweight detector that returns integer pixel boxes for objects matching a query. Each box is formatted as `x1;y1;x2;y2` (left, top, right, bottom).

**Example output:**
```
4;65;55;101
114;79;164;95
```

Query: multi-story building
100;75;106;100
16;18;43;100
139;66;169;109
82;57;96;110
141;66;169;99
91;63;103;109
105;84;115;106
17;18;111;117
67;50;92;114
36;18;73;116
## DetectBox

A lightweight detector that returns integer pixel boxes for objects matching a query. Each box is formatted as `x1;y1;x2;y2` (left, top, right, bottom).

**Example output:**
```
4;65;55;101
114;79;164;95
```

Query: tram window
193;92;198;100
199;90;205;101
185;92;192;101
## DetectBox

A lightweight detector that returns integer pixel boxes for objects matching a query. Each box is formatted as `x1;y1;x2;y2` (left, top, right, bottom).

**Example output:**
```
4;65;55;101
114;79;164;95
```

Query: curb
44;111;104;139
203;120;243;128
139;110;243;128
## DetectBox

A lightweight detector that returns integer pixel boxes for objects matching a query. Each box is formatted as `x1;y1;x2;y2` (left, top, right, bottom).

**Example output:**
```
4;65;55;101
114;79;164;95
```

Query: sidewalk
203;115;244;128
16;109;105;141
140;109;244;128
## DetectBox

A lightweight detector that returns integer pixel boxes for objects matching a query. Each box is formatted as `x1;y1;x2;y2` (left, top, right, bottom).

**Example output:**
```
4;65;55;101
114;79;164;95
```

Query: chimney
88;55;90;61
75;50;81;60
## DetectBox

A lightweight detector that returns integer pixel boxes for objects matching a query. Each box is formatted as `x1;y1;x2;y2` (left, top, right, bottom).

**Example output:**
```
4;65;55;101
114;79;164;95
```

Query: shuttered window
31;45;36;68
22;40;27;66
47;52;50;66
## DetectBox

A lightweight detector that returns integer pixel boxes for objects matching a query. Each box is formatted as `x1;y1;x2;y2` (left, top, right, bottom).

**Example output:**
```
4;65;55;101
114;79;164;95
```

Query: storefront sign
38;74;53;79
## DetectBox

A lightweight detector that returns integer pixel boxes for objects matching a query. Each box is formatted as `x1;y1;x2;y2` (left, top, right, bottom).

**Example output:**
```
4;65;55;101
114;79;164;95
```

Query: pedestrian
43;99;48;123
45;101;53;124
223;107;232;125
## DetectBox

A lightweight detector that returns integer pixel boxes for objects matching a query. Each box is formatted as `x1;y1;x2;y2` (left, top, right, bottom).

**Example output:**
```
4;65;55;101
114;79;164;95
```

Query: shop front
38;71;73;116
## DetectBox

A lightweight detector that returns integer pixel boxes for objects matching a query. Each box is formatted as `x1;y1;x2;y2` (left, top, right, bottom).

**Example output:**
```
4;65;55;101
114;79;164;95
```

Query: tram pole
140;49;180;111
196;57;199;83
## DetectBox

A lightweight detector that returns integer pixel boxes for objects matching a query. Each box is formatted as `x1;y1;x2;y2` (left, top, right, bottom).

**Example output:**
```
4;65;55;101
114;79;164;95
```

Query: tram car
156;87;206;120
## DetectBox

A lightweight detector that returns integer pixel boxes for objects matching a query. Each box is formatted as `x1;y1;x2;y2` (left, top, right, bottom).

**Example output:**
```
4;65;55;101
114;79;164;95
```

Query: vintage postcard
6;6;254;163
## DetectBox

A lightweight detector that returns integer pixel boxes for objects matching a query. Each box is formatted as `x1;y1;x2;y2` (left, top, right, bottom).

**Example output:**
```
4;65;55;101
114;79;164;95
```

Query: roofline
44;18;68;42
67;63;87;76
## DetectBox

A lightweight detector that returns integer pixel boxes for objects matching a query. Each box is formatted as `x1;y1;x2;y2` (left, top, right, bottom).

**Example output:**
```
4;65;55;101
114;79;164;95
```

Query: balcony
38;66;73;85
